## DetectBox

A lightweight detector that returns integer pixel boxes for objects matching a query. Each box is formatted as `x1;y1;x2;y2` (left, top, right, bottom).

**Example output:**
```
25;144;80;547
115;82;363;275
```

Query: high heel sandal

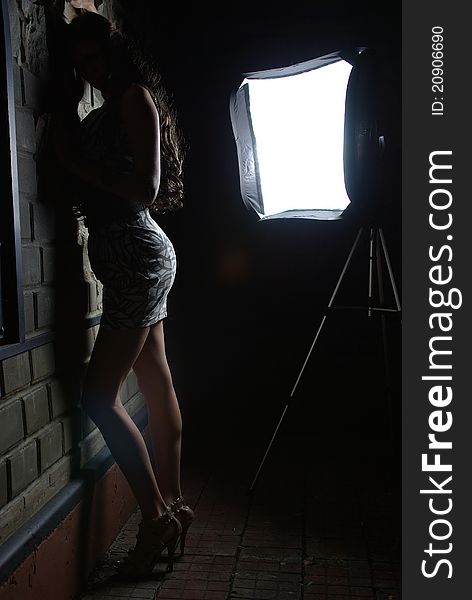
113;509;182;578
168;495;194;557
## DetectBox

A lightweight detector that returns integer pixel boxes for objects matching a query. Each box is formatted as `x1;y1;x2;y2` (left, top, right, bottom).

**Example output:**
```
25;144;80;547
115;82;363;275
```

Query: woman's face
72;39;110;90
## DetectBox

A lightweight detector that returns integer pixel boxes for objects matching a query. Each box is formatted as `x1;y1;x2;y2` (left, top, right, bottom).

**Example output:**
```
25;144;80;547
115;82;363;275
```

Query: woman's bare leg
81;324;168;521
132;320;183;505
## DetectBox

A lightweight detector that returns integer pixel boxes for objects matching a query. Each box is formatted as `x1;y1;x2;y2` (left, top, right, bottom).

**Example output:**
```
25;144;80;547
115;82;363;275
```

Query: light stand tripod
247;222;401;493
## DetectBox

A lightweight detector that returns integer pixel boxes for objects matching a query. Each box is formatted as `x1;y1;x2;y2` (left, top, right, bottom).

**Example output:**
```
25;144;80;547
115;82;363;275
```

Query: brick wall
0;2;143;546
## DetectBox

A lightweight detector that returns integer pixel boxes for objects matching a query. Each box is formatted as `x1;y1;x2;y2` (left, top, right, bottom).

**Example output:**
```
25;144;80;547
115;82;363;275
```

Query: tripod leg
290;225;364;397
247;227;364;493
376;230;395;455
368;227;378;317
248;404;289;493
378;228;401;311
326;227;364;307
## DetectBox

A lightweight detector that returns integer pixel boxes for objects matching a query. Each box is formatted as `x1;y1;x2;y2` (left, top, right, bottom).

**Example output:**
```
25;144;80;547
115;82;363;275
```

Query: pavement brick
75;435;399;600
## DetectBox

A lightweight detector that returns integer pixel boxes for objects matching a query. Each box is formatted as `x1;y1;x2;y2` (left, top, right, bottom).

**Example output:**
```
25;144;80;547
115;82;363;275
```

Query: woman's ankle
165;493;184;507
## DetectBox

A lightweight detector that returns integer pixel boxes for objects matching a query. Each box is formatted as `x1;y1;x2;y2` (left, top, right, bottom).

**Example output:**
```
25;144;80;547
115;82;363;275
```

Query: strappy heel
113;508;182;577
168;495;195;557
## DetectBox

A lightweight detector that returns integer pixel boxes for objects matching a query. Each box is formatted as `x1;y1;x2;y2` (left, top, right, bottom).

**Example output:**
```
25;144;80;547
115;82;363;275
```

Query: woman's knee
135;363;174;397
80;379;120;419
133;343;174;389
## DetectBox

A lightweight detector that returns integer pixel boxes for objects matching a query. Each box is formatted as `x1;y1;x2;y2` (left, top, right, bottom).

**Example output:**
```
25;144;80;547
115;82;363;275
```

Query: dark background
120;4;402;464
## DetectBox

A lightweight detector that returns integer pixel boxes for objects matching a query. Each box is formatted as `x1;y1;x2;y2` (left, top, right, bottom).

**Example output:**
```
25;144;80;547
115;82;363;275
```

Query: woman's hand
66;0;98;14
64;0;98;22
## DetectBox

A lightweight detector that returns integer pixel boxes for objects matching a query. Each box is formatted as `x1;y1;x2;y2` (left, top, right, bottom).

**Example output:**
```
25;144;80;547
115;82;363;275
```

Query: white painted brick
12;59;23;105
48;379;69;418
22;386;49;434
79;426;106;468
7;1;21;66
60;416;75;453
92;85;104;107
37;421;63;473
84;326;95;357
8;440;38;497
1;351;31;395
88;280;98;312
22;244;41;285
21;67;42;111
120;375;129;402
82;410;96;437
48;455;73;491
35;286;55;330
0;459;8;508
78;100;95;121
41;246;55;282
32;202;56;241
0;400;24;454
96;282;103;311
22;473;51;515
19;194;32;240
127;370;139;396
15;107;36;152
124;391;144;419
23;291;35;334
17;151;37;197
30;343;55;381
0;495;25;545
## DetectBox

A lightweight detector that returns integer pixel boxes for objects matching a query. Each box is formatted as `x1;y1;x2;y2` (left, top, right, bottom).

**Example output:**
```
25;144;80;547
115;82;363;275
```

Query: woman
50;5;194;578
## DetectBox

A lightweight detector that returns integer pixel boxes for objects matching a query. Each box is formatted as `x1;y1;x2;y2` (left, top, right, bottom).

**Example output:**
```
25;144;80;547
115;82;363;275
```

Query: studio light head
230;45;400;225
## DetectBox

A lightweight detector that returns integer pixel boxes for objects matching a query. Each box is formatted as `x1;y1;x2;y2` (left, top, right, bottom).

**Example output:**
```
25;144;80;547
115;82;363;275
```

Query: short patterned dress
78;89;177;330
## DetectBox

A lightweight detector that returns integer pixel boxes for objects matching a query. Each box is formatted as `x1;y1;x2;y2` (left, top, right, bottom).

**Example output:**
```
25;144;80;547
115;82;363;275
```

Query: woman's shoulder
117;82;157;106
112;83;159;127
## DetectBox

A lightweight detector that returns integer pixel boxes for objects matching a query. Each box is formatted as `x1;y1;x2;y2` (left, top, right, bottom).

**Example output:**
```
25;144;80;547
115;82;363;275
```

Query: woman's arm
67;0;98;11
56;84;161;206
65;0;99;21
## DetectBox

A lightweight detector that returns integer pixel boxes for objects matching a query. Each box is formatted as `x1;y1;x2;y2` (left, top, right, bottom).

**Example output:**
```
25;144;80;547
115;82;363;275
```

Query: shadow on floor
76;407;400;600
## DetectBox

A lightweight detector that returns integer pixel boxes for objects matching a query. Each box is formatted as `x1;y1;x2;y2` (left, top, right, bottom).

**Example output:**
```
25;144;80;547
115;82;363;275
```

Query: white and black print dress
78;90;177;330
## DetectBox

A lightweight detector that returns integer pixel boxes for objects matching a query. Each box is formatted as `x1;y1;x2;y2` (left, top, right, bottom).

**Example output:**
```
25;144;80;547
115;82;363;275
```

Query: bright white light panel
243;60;353;217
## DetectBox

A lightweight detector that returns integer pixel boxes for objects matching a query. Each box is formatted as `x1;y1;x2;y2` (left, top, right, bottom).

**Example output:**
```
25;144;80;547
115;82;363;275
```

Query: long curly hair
67;12;184;215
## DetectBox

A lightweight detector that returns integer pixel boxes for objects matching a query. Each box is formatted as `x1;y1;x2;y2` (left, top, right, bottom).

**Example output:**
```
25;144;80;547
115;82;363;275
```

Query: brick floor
75;428;400;600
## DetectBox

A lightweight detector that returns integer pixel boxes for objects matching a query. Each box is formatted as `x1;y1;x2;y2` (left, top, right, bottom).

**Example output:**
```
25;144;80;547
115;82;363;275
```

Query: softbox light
229;48;370;221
